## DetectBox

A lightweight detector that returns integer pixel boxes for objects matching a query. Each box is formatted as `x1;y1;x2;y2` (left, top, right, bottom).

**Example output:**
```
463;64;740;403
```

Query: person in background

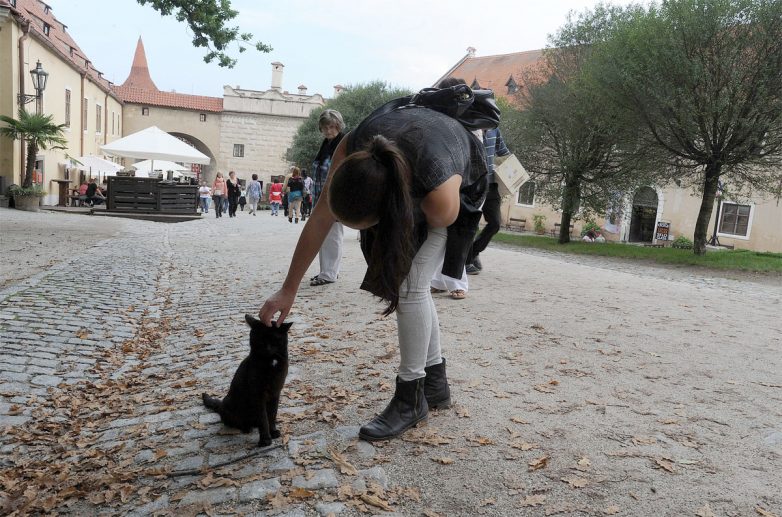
465;124;511;275
301;170;313;220
286;167;305;224
245;174;262;216
239;189;247;212
212;172;227;218
309;109;346;287
77;181;89;206
85;178;106;206
198;181;211;214
269;176;284;216
226;171;242;218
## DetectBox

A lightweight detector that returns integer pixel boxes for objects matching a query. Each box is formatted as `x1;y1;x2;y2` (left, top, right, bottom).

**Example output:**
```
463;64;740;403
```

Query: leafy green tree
511;7;658;244
592;0;782;254
286;81;413;168
137;0;272;68
0;110;67;189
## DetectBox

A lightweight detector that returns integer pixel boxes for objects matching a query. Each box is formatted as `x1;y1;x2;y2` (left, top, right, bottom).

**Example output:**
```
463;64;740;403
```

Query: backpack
361;84;501;132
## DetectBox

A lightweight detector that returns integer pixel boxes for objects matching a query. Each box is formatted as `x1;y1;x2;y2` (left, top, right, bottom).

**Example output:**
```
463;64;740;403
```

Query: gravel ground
1;206;780;516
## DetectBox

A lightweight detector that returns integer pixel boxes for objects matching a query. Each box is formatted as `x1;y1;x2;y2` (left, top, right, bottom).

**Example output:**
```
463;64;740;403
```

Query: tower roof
120;37;158;91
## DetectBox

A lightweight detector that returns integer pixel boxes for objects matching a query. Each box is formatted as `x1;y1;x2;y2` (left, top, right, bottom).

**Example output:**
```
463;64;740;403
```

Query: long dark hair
329;136;414;315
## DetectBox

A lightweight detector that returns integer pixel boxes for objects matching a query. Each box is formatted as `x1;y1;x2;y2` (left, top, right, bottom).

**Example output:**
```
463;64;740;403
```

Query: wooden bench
551;223;575;237
506;217;526;232
643;243;666;248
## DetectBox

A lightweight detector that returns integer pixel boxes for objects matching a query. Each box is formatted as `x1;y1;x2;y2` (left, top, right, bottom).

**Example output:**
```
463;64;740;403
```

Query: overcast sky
50;0;616;98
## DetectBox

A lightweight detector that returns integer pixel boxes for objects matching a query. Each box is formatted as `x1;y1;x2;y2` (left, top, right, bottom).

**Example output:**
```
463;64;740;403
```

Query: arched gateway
629;186;659;242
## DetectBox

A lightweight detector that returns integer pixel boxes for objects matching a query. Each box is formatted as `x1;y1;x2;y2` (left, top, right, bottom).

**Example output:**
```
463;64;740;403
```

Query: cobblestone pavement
1;207;780;516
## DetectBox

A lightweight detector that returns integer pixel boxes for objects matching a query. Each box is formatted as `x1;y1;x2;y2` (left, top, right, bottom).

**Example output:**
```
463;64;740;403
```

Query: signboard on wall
655;221;671;241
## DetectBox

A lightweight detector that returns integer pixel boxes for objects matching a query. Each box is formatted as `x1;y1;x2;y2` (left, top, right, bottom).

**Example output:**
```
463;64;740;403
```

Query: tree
592;0;782;254
137;0;272;68
286;81;413;168
0;110;67;189
512;7;658;243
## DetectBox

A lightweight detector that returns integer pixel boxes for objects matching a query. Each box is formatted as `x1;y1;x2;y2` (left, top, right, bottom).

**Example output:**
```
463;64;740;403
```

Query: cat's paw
270;429;281;439
258;436;272;447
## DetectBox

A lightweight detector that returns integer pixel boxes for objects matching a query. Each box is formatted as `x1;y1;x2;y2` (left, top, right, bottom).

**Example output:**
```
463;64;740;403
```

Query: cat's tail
202;393;223;412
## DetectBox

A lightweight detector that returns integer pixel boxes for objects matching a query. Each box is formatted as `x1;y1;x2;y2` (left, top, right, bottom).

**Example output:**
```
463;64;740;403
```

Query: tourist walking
198;181;211;213
226;171;242;218
301;171;313;219
245;174;262;216
286;167;305;224
269;176;283;216
212;172;227;218
260;91;494;442
309;109;345;287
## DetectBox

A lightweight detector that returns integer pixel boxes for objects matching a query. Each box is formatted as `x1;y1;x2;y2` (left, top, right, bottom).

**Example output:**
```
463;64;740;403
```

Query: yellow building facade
0;0;123;206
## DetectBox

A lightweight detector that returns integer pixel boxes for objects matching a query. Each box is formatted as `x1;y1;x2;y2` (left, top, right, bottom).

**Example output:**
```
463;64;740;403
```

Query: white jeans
431;263;468;292
397;227;447;381
317;222;343;282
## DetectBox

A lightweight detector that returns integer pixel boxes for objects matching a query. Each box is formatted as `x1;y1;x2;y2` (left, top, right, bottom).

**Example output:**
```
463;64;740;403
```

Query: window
43;23;50;36
64;89;71;127
233;144;245;158
141;107;149;116
9;0;16;8
517;181;535;206
111;112;115;135
199;113;207;122
83;98;88;131
95;105;102;134
719;202;751;237
506;77;518;94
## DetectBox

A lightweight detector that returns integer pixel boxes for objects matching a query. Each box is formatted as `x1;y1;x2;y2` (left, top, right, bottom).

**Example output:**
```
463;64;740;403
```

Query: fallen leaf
422;510;444;517
360;493;394;511
432;457;454;465
511;416;530;424
75;329;89;339
467;436;495;446
632;436;657;446
528;454;550;471
604;505;621;515
561;476;588;488
577;457;591;469
520;494;546;507
654;458;676;473
290;487;316;499
534;384;556;394
480;498;496;506
510;441;538;451
455;406;470;418
756;508;779;517
695;503;716;517
328;447;358;476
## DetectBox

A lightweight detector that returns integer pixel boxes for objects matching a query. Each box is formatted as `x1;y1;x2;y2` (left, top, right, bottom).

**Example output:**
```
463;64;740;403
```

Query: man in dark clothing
466;127;511;274
85;179;106;206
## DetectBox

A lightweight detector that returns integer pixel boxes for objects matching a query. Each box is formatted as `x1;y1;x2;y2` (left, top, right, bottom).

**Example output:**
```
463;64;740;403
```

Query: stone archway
628;186;659;242
168;132;216;184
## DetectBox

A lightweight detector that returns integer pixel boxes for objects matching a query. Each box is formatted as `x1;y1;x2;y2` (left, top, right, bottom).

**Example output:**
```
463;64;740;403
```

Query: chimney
467;46;476;58
333;84;344;97
271;62;284;91
298;84;307;95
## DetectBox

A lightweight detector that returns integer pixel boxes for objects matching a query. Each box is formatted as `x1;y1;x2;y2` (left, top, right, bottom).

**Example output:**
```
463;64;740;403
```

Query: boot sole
358;415;428;442
428;397;452;410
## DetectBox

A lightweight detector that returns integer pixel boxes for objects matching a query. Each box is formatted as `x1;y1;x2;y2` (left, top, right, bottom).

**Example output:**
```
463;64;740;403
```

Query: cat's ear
279;322;293;333
245;313;262;328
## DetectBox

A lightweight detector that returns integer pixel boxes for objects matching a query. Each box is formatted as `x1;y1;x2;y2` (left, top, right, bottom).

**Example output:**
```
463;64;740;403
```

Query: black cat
202;315;291;447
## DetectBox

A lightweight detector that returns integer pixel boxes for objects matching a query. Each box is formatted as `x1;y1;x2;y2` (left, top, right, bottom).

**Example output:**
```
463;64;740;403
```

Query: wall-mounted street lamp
18;60;49;113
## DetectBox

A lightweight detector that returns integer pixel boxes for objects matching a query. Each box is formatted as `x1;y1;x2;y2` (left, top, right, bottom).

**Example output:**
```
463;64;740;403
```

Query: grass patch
493;233;782;273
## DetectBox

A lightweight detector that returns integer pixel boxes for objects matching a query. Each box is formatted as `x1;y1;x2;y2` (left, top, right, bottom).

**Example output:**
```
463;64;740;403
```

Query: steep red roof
114;36;223;112
444;49;545;102
5;0;120;99
120;37;158;90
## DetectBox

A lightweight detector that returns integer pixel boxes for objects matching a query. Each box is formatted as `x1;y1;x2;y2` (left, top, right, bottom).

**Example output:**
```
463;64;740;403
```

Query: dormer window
471;79;481;89
506;76;518;94
69;46;75;57
9;0;17;7
43;23;50;36
44;4;50;14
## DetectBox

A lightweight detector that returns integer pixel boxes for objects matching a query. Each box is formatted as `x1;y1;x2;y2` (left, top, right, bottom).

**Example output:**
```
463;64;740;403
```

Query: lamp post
18;60;49;114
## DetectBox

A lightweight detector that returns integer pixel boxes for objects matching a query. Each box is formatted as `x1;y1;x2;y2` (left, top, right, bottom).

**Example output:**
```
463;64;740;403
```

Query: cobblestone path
1;208;780;516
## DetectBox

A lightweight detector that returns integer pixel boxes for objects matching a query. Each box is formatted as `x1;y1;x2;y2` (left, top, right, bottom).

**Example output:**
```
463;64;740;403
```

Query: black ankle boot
359;377;428;441
424;357;452;409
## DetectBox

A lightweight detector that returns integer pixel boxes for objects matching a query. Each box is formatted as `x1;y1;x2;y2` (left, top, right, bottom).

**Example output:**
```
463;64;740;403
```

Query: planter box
14;195;42;212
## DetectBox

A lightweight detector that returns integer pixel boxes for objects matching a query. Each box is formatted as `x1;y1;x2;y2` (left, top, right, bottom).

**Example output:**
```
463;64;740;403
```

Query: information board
655;221;671;241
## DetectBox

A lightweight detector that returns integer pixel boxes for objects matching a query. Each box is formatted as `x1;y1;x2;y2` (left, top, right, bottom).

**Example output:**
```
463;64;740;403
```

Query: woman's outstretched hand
259;288;296;326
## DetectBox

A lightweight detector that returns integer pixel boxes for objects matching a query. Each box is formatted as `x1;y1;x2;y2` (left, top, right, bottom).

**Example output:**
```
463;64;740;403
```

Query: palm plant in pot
0;109;67;212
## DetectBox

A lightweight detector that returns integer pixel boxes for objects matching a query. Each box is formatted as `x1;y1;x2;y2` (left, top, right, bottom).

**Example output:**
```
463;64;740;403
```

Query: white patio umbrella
101;126;210;174
131;160;190;177
71;155;122;182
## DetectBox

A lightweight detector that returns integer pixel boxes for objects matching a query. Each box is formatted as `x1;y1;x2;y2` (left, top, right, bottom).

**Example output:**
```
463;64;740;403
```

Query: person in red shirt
268;176;284;216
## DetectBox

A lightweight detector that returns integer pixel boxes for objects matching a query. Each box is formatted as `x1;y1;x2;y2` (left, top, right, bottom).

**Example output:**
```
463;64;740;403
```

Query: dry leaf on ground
604;505;621;515
432;457;454;465
360;493;393;511
520;494;546;507
756;508;779;517
654;458;676;473
529;454;550;471
695;503;716;517
561;476;589;488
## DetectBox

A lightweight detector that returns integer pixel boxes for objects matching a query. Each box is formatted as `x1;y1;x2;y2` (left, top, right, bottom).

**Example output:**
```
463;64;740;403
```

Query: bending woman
259;105;488;441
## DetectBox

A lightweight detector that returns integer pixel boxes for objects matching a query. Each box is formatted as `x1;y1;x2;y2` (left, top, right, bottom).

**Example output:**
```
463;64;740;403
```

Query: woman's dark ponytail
368;137;414;315
328;136;414;315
